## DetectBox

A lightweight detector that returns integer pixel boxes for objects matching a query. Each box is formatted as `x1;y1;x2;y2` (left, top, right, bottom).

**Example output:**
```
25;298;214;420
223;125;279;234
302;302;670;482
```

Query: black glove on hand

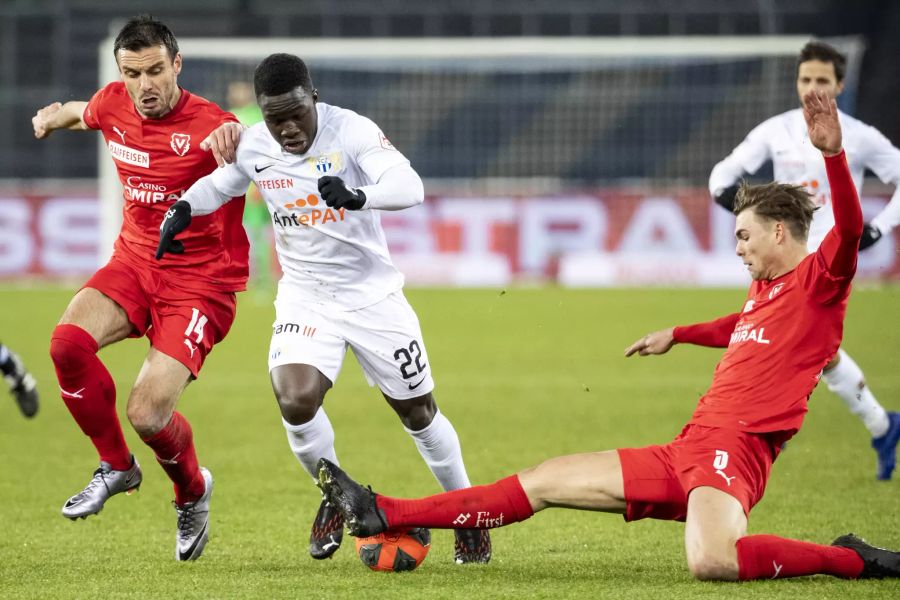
858;222;883;251
713;184;740;212
156;200;192;260
318;176;366;210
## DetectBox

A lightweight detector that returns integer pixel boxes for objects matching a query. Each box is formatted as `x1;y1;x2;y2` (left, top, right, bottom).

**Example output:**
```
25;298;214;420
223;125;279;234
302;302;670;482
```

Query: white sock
823;349;889;438
405;411;472;491
283;408;339;482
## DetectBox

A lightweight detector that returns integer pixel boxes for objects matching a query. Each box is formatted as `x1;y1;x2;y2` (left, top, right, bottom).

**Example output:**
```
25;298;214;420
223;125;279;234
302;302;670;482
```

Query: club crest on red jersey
170;133;191;156
768;283;786;300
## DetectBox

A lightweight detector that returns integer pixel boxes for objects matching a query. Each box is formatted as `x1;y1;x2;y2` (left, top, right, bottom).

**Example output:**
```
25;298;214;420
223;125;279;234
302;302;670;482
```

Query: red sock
141;412;205;505
378;475;534;530
736;534;863;580
50;324;131;470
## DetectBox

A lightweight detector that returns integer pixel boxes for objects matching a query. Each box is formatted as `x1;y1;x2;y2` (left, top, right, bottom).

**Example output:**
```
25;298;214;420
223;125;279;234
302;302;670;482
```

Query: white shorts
268;289;435;400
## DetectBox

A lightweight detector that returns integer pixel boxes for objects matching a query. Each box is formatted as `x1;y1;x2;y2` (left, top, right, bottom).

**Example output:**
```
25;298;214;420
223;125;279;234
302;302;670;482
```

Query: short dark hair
113;15;179;62
254;54;314;98
797;41;846;83
734;181;816;241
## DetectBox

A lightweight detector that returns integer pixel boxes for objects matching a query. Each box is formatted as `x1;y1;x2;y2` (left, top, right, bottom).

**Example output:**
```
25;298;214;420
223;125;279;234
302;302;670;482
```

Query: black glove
858;222;883;251
156;200;192;260
713;184;740;212
318;176;366;210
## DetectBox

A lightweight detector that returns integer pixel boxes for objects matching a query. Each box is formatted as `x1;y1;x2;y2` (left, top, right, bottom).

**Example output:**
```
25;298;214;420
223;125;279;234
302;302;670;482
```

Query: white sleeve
343;114;410;184
181;162;251;216
860;126;900;233
709;122;773;196
358;164;424;211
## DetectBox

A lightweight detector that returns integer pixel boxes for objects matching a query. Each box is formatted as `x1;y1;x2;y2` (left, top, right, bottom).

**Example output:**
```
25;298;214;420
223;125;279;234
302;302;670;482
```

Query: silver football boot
174;467;213;561
61;457;142;519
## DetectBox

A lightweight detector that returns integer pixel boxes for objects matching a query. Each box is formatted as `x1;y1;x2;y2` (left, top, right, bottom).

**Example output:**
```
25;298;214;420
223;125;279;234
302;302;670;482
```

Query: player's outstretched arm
200;122;244;167
625;328;676;357
32;101;89;139
803;90;863;278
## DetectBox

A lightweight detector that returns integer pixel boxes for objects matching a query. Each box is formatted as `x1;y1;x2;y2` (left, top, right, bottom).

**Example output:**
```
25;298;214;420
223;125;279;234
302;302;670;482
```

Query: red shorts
84;256;237;377
617;424;783;522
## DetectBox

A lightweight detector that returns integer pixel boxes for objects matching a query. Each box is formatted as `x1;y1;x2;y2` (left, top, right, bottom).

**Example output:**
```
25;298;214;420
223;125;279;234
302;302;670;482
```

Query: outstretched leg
317;450;625;536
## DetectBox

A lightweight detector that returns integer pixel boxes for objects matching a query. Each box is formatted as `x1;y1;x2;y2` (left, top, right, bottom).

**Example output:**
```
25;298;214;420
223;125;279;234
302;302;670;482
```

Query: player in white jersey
710;41;900;480
157;53;490;563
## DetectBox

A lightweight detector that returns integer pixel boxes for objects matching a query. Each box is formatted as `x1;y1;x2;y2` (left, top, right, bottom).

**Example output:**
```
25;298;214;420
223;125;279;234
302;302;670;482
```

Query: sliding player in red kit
31;15;247;561
317;90;900;580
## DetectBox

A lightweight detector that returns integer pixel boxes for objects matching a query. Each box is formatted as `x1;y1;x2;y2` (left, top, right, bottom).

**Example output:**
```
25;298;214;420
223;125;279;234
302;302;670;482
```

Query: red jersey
84;82;249;293
674;152;862;436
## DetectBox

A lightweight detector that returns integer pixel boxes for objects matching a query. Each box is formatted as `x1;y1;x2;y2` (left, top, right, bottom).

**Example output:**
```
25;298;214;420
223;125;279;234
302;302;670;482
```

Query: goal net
97;36;864;258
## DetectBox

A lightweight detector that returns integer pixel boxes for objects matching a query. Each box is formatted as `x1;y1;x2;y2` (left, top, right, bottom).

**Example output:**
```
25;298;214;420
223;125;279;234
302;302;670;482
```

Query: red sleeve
800;151;862;304
817;151;863;278
673;312;740;348
82;86;107;130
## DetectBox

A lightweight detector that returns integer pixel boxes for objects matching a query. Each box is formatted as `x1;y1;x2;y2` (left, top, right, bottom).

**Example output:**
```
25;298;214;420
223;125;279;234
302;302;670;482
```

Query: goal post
97;35;864;262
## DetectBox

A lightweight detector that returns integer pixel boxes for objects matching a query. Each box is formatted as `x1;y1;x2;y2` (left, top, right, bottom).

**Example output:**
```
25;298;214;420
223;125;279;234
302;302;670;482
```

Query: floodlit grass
1;285;898;599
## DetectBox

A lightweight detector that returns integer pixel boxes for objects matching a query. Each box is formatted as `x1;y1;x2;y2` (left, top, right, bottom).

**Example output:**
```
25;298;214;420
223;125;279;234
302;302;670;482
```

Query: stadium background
2;2;900;599
4;0;900;284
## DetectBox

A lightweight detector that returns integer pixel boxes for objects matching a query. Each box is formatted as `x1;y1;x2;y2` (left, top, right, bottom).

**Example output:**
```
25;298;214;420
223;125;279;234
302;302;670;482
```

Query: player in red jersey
31;15;248;561
317;90;900;580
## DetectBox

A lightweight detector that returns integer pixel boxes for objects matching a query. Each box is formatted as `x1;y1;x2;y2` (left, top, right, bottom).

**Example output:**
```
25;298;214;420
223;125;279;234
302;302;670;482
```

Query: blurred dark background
3;0;899;180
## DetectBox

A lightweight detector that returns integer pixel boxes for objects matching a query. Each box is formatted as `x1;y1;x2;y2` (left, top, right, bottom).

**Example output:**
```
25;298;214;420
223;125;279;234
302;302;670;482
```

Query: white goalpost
97;35;865;261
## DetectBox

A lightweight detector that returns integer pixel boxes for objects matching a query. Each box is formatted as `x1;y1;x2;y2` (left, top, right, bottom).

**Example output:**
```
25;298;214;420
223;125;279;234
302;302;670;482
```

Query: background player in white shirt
709;41;900;480
157;53;490;563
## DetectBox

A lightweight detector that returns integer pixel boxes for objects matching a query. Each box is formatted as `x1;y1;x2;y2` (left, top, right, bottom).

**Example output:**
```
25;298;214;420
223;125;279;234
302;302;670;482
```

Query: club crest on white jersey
308;152;342;175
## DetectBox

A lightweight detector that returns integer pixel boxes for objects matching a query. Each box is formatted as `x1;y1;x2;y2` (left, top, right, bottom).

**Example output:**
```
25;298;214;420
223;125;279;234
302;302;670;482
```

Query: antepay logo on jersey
272;194;347;228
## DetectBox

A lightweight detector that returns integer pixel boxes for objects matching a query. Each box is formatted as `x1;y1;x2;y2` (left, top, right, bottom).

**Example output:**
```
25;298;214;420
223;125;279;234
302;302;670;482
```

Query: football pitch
1;284;898;599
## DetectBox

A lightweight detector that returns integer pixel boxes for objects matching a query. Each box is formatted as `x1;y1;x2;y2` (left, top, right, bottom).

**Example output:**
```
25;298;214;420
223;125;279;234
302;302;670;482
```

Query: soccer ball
355;528;431;572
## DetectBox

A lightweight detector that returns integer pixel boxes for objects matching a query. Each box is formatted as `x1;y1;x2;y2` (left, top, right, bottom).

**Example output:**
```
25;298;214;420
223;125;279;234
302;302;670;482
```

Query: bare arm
32;101;90;139
625;311;742;357
624;327;676;357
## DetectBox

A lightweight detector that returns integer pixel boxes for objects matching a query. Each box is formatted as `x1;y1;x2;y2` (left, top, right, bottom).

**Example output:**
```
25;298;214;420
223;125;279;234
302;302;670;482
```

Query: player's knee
126;393;173;437
685;547;739;581
515;464;551;511
390;394;436;431
274;379;323;425
49;324;96;370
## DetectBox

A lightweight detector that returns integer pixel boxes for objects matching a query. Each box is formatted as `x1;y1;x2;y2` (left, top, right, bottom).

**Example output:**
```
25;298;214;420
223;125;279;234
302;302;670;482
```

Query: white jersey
710;108;900;249
207;103;409;310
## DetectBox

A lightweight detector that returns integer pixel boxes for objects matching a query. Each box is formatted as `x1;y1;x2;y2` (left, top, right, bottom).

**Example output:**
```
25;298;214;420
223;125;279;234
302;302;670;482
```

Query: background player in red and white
157;54;490;564
31;15;247;561
710;41;900;480
317;90;900;581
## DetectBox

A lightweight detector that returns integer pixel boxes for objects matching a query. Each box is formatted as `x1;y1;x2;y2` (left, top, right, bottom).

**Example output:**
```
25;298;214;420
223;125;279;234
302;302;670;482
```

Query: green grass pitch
1;285;898;599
